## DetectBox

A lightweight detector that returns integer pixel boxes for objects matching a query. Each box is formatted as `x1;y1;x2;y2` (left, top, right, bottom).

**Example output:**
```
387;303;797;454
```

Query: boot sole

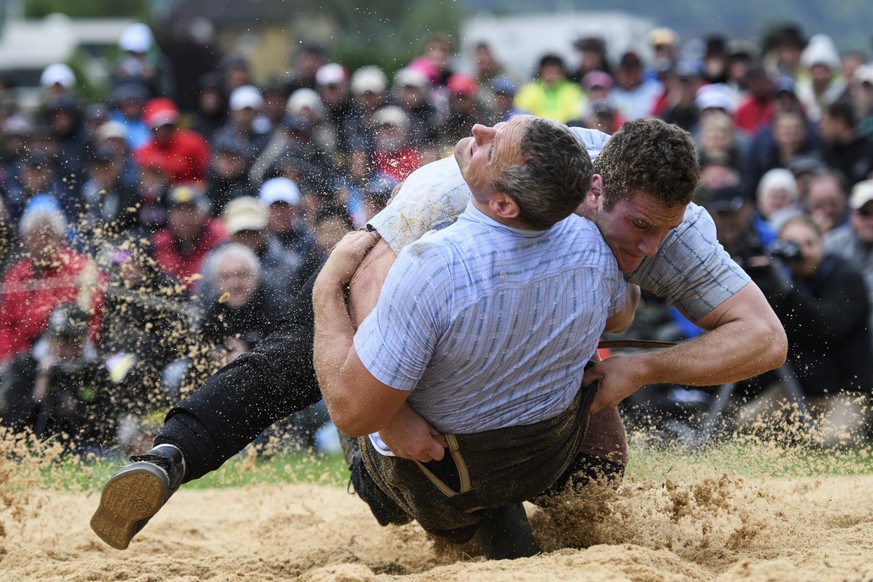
90;462;169;550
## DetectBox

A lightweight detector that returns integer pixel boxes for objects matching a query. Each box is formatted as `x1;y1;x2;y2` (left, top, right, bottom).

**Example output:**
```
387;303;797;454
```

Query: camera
769;239;801;263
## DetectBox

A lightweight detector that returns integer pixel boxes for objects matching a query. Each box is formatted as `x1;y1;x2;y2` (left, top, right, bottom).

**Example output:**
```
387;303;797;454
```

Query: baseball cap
707;185;747;213
259;177;302;206
853;64;873;86
351;66;388;94
774;75;796;95
40;63;75;89
648;27;677;47
394;67;430;89
849;179;873;211
119;23;153;53
695;83;734;113
224;196;267;234
143;97;179;128
229;84;264;111
447;73;478;96
316;63;347;86
372;105;408;128
167;184;206;207
491;76;518;96
97;120;127;141
582;70;614;90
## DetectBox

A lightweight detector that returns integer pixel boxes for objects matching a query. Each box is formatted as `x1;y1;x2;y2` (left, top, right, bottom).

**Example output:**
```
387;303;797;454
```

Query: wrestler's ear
489;193;520;220
576;173;604;216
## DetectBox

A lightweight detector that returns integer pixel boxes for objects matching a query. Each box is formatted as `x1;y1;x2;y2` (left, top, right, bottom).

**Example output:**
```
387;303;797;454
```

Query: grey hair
490;117;593;230
209;242;262;281
19;207;67;237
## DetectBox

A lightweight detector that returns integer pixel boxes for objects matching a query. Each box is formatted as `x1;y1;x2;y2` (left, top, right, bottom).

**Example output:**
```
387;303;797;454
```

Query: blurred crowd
0;20;872;454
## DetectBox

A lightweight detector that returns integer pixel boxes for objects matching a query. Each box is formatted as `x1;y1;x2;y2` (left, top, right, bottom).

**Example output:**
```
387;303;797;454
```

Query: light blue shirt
356;202;626;434
368;127;750;323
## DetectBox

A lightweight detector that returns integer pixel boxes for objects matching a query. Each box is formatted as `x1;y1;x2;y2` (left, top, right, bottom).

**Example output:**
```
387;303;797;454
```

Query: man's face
851;202;873;242
586;188;686;273
779;220;824;278
806;177;846;229
454;115;530;199
216;256;259;308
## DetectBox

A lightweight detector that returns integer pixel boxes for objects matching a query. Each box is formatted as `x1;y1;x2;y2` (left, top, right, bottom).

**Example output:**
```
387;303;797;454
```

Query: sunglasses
856;207;873;218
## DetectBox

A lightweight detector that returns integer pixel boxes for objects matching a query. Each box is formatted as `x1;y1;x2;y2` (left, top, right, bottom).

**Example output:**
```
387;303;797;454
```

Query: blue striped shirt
368;127;749;323
355;202;626;434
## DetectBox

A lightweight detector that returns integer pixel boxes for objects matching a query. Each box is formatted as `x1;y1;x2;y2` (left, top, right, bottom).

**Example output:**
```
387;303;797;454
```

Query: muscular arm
587;281;787;414
313;232;409;437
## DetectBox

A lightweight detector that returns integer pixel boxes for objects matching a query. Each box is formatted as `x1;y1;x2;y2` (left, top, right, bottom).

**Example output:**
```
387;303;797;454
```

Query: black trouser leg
155;267;323;482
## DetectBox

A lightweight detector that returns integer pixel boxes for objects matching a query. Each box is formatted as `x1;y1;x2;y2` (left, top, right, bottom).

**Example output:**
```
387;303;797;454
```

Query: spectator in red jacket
135;98;210;186
0;196;105;362
151;185;227;293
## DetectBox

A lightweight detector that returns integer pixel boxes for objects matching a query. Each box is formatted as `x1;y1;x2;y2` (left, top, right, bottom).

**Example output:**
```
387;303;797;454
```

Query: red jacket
733;97;774;137
0;249;106;361
135;129;210;185
152;218;227;291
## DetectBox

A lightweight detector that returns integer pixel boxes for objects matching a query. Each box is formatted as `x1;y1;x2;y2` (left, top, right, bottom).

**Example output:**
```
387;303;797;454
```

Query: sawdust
2;423;872;582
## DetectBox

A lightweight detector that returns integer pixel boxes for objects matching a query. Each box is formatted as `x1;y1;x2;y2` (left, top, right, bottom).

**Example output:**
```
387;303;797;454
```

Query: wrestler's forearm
588;283;786;413
312;267;357;419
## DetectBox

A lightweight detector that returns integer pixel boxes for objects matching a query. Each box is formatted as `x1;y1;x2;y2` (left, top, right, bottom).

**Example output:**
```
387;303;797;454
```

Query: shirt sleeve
353;241;450;390
367;157;471;254
627;203;751;322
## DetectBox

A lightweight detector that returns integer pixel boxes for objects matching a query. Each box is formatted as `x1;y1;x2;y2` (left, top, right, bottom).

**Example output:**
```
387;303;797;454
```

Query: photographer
750;214;873;441
0;304;115;452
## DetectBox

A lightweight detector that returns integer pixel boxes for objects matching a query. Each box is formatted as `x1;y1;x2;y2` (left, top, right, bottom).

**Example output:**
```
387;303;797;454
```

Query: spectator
819;100;873;188
611;50;663;121
0;303;114;452
755;168;802;231
108;83;151;150
212;84;272;160
490;76;524;123
657;61;703;132
392;66;439;149
0;196;105;363
850;64;873;137
79;146;141;241
5;152;76;224
205;134;255;214
259;176;316;261
514;54;585;123
733;65;777;137
744;107;821;193
795;33;845;123
97;236;193;418
111;22;172;99
350;65;389;134
151;185;227;292
752;214;873;445
315;63;365;172
805;170;850;239
437;73;490;152
198;196;308;306
285;42;326;94
135;98;210;186
39;63;76;107
370;105;422;182
569;36;612;83
707;184;776;270
190;72;227;141
824;179;873;344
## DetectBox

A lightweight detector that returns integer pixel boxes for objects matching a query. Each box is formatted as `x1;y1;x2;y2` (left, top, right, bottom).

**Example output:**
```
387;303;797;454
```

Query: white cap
316;63;347;86
286;88;325;119
119;23;154;53
229;84;264;111
224;196;267;234
40;63;75;89
259;177;302;206
853;64;873;86
850;179;873;211
394;67;430;89
372;105;408;128
801;33;840;69
695;83;735;114
351;65;388;94
96;120;127;141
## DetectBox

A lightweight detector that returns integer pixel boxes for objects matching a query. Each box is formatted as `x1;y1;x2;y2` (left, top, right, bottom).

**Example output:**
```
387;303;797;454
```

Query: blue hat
491;76;518;96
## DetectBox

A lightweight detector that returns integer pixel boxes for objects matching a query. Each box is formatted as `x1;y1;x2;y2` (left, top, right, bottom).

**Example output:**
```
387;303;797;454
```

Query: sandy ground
2;455;873;582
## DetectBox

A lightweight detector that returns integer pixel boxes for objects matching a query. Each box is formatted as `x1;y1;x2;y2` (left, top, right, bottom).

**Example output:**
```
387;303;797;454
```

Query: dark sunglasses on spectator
856;207;873;218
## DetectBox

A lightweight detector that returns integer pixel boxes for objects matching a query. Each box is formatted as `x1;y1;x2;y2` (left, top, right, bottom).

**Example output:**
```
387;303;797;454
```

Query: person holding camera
751;213;873;442
0;304;115;452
